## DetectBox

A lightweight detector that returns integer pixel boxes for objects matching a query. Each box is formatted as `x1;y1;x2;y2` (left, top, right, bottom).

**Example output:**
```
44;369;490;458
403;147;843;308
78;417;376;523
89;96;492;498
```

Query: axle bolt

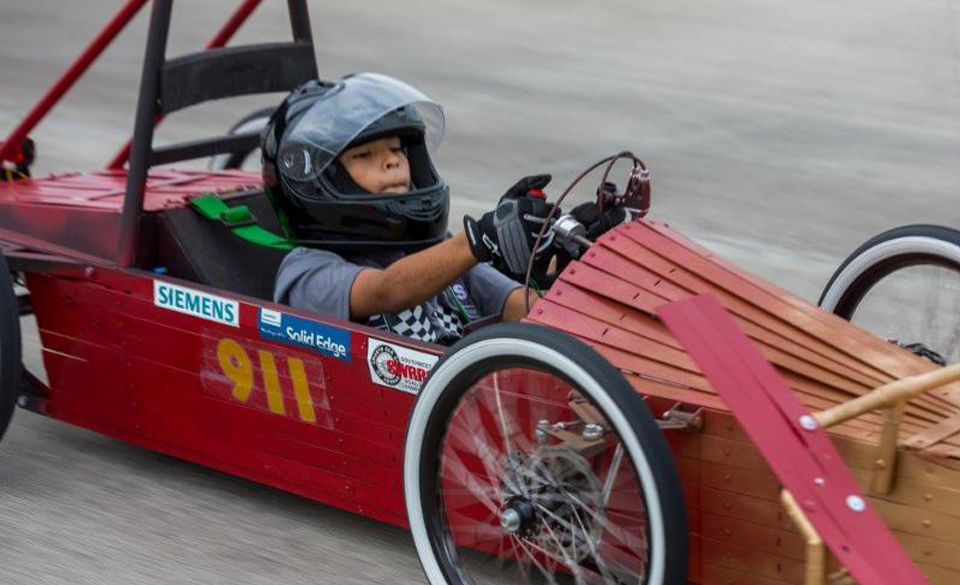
582;423;603;441
501;508;521;533
536;419;550;444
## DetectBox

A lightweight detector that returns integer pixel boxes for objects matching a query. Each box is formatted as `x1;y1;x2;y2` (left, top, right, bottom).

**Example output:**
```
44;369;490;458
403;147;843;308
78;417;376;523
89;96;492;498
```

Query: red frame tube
106;0;265;170
0;0;150;164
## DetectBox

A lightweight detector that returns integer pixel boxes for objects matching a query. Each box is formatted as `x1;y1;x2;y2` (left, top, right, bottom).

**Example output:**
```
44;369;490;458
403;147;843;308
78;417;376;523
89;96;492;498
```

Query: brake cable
523;151;651;313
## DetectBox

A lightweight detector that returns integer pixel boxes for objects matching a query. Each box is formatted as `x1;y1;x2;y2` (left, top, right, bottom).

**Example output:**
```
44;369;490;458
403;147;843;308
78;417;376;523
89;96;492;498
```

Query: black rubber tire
404;322;688;585
818;224;960;364
208;106;276;170
819;224;960;318
0;254;22;444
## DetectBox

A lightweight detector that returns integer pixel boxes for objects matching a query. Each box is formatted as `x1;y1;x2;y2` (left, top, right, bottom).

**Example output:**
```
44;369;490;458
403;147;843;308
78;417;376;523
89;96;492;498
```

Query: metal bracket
657;404;704;431
17;365;48;414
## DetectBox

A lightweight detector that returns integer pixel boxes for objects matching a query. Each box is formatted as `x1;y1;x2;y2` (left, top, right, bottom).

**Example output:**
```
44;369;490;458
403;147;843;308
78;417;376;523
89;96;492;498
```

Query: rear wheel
819;225;960;364
404;323;687;585
0;254;22;443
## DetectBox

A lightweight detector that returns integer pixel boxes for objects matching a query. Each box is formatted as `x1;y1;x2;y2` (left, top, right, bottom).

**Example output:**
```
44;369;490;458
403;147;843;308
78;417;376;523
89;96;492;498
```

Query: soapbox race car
3;2;960;585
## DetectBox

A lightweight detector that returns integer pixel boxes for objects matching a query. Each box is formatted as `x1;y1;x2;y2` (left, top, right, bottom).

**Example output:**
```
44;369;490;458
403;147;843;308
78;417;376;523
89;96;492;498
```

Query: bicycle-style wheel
0;254;21;444
819;224;960;364
404;323;687;585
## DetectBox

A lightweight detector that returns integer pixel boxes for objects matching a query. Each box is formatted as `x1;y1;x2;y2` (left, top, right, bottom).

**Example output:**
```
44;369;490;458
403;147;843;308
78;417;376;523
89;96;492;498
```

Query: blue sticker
258;308;351;362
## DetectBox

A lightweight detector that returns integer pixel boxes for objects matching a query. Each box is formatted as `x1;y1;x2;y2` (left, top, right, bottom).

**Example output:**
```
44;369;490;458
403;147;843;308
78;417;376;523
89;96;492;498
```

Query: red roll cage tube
0;0;315;267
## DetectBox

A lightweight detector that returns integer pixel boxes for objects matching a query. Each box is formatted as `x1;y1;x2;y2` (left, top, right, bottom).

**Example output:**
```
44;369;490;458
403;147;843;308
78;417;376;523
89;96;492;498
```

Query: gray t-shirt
274;246;522;343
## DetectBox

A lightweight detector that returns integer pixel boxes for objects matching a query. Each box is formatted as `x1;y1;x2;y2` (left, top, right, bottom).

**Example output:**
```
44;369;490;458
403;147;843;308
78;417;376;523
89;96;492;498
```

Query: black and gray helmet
262;73;449;250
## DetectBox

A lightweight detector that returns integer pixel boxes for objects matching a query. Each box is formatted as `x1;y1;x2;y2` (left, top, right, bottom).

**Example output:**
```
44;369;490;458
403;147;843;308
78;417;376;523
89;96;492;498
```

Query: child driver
263;73;552;344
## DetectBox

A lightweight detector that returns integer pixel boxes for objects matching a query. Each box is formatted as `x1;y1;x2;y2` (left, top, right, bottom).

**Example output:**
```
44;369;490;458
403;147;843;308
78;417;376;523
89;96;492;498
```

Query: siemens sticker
154;281;239;327
258;308;351;362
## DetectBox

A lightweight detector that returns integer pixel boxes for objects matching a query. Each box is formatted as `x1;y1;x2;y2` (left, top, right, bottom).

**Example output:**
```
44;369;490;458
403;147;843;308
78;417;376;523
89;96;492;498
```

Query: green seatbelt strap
190;194;295;250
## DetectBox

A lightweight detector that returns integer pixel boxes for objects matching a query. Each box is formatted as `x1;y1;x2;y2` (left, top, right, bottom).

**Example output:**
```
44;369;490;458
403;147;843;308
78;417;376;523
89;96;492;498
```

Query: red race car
2;2;957;585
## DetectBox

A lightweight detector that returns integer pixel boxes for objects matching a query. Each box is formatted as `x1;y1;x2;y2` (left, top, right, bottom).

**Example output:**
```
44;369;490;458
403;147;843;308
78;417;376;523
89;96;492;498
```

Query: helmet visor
278;73;444;181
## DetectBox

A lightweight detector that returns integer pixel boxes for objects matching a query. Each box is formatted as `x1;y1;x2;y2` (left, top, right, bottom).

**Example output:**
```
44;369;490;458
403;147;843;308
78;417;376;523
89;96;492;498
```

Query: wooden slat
659;294;929;585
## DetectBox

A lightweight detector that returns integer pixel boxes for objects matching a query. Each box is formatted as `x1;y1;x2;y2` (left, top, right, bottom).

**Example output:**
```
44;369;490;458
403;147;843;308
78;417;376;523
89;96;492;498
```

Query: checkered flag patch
373;303;465;344
434;304;464;339
387;305;439;343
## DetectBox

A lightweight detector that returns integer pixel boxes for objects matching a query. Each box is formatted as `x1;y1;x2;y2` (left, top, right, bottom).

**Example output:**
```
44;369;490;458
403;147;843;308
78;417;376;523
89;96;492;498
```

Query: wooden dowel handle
814;363;960;429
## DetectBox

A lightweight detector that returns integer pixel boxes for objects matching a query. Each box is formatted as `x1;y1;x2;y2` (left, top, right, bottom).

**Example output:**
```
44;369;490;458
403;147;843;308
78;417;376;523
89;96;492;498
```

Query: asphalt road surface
1;1;960;583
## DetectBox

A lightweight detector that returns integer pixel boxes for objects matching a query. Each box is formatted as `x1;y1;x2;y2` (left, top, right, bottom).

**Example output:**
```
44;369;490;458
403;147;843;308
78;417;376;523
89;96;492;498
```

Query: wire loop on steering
523;151;650;313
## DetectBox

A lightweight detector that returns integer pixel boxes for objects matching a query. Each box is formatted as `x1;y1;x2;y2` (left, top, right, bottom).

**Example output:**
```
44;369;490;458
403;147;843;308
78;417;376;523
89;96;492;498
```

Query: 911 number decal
210;337;325;424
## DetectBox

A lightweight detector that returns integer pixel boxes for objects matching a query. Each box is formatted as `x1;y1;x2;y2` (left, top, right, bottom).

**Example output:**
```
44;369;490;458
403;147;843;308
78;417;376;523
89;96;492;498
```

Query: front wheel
404;323;687;585
819;224;960;364
0;254;22;444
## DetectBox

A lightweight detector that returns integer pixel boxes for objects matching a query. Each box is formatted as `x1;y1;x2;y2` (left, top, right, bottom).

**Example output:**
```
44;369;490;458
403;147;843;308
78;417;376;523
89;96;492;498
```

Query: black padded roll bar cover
160;42;317;114
149;132;260;166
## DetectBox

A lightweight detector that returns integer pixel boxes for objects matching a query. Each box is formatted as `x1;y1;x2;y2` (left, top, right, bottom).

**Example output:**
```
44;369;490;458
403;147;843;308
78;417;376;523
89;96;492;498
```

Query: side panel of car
26;267;432;527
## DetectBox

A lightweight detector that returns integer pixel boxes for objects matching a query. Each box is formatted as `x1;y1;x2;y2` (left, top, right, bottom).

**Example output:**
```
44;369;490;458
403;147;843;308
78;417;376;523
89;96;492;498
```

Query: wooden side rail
814;363;960;429
659;294;931;585
781;489;827;585
812;363;960;494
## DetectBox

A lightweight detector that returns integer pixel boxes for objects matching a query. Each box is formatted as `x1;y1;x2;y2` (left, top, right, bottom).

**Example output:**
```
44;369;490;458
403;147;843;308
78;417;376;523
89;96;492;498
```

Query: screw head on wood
846;495;866;512
798;415;818;431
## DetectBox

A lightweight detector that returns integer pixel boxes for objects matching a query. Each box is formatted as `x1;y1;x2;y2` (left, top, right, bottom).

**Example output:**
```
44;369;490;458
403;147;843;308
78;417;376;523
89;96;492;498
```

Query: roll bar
0;1;318;267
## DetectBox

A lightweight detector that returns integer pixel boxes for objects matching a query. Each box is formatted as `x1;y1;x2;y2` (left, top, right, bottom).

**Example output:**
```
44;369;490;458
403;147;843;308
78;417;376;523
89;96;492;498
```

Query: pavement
1;0;959;583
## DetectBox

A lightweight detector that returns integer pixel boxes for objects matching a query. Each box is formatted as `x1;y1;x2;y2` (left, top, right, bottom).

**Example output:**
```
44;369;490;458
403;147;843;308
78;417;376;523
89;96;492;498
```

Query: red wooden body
27;258;424;527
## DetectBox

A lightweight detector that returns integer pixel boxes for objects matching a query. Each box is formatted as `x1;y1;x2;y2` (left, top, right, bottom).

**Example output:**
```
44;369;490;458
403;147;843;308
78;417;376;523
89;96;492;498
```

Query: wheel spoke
442;446;502;515
494;371;515;456
600;444;624;511
427;360;669;585
519;537;566;585
560;490;648;554
448;402;526;498
572;502;638;585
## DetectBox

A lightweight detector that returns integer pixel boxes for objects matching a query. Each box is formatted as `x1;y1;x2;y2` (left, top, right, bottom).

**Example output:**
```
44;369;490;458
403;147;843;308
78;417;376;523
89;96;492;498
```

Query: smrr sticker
367;339;439;394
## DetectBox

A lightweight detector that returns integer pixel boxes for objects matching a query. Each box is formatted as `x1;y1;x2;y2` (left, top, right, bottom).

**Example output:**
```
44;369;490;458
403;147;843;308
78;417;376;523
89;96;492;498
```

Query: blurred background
1;0;959;583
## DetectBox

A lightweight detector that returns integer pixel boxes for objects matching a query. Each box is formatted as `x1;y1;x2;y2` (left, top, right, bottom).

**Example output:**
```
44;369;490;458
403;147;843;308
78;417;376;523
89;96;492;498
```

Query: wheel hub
500;499;536;535
500;446;604;562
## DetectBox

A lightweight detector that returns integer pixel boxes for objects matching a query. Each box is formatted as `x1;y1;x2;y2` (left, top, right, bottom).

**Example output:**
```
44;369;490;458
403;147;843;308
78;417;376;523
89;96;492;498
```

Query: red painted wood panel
659;294;930;585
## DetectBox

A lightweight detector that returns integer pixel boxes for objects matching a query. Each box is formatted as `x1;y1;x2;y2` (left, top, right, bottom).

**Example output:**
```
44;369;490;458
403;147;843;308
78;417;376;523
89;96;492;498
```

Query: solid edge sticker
258;307;352;363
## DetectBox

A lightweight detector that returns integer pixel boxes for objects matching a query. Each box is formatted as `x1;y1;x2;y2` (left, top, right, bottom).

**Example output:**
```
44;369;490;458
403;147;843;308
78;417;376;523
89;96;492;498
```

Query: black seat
149;191;289;301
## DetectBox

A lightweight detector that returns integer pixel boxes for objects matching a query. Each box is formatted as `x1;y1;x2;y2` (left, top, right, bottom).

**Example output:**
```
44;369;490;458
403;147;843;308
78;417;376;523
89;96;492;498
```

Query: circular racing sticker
370;343;402;386
366;338;440;394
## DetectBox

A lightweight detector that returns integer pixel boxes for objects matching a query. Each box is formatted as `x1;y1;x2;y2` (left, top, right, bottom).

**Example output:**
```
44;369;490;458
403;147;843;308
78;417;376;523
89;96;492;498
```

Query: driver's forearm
351;232;477;318
502;286;540;322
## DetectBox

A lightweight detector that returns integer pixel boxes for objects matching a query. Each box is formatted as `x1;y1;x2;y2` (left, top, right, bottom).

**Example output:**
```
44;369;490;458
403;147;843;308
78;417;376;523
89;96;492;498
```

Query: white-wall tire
819;224;960;363
403;322;687;585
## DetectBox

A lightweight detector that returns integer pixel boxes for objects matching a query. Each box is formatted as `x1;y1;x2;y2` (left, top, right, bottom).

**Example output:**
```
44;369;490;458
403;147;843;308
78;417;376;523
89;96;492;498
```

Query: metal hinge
657;403;704;431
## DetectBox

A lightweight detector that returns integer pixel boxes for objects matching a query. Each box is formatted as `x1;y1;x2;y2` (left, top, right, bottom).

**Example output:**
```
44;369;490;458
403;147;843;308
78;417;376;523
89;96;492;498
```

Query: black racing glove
570;201;630;241
463;174;555;276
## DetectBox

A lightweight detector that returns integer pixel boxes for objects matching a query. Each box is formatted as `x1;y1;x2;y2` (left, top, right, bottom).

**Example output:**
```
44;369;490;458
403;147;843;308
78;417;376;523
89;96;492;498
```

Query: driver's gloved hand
570;201;630;241
463;174;556;276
